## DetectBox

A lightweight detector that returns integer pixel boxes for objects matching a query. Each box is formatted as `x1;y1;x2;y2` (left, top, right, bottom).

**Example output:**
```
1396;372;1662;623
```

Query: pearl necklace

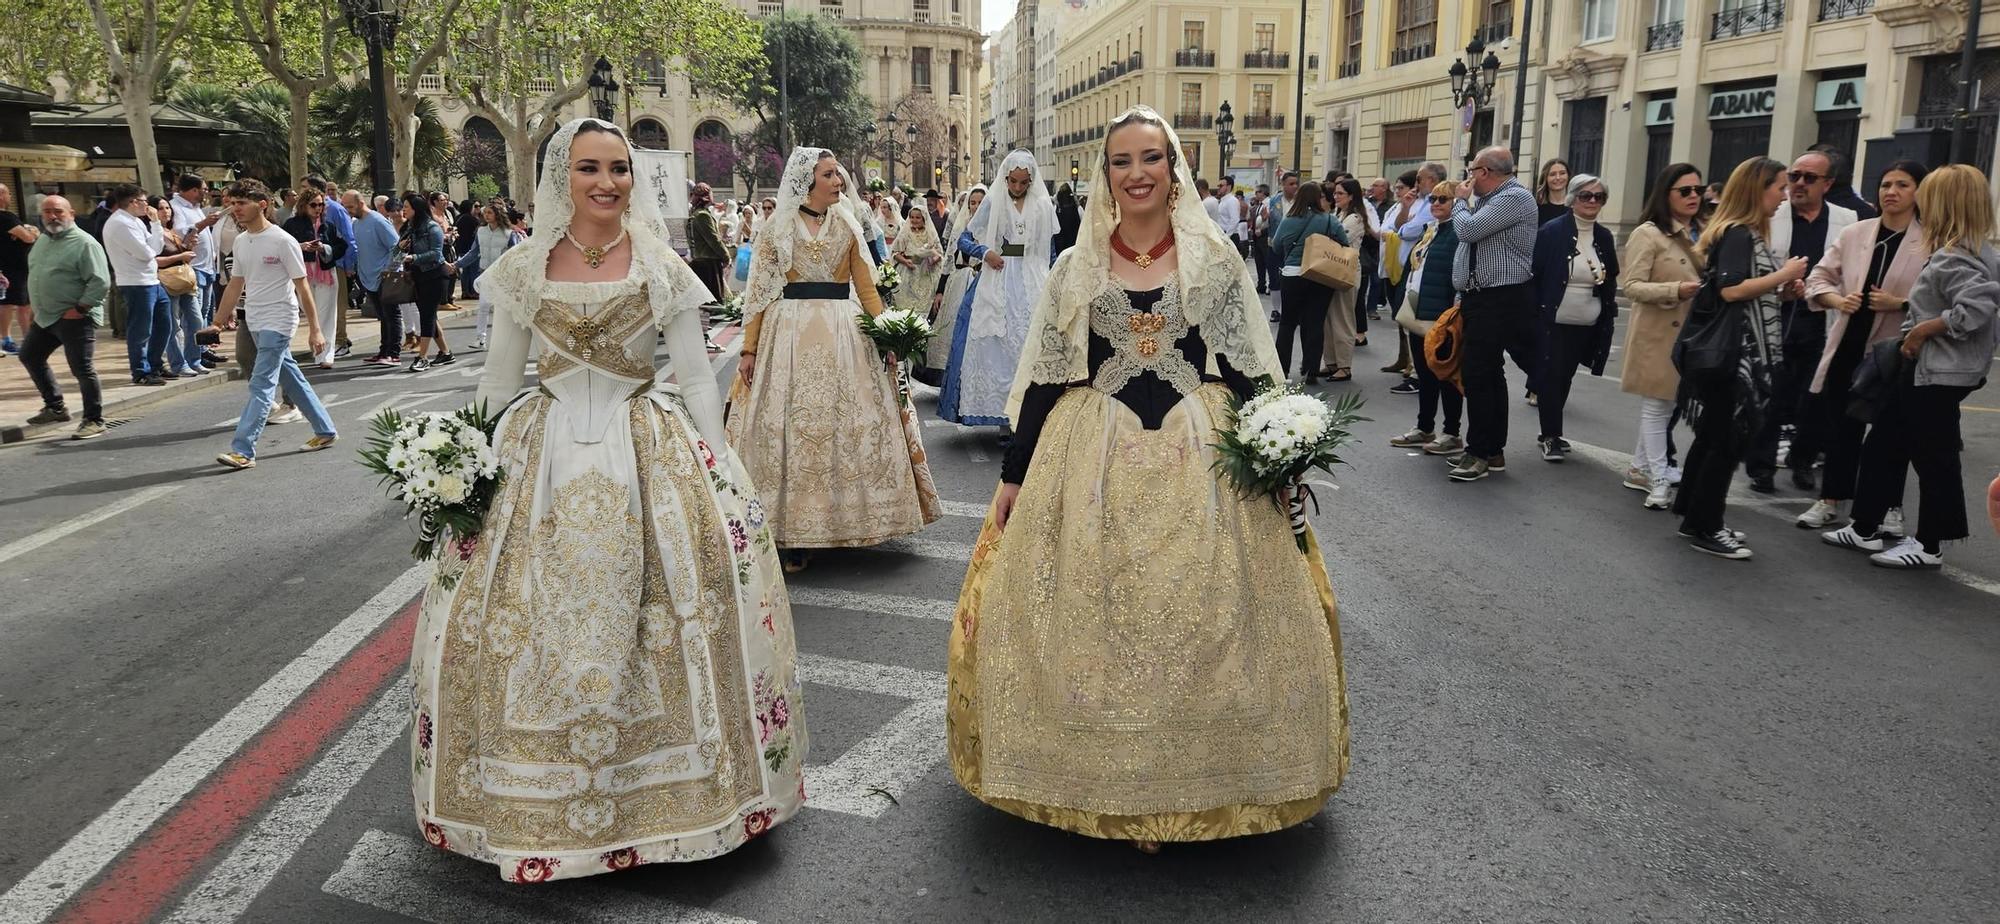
565;228;627;269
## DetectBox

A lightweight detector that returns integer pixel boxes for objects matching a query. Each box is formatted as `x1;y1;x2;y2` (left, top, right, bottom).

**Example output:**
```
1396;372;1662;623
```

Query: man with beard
20;196;111;440
938;151;1055;428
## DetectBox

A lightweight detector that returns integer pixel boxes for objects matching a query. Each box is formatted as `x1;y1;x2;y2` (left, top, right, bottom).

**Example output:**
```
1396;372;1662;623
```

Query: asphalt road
0;298;1996;924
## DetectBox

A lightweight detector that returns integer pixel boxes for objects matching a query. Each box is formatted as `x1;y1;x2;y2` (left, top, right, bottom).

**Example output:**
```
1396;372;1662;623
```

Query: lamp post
1069;157;1079;187
1293;0;1306;175
338;0;399;195
1446;37;1502;164
587;57;619;124
1510;0;1535;160
1215;100;1236;179
883;110;901;190
904;123;918;194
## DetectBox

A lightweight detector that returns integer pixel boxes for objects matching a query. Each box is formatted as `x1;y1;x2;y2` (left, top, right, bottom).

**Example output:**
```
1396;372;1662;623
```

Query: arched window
632;118;670;150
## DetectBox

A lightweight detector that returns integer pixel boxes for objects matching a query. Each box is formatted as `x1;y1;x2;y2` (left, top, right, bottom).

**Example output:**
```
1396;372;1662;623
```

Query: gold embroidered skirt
947;383;1349;842
727;297;942;548
411;393;806;882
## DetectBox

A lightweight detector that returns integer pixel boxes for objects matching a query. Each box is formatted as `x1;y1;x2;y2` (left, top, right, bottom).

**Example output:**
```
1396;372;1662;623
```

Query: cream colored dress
727;216;942;547
410;274;806;883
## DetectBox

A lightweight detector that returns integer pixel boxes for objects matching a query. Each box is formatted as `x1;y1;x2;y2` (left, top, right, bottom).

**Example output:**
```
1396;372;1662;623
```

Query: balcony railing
1242;114;1285;130
1337;59;1360;78
1388;41;1434;66
417;73;443;93
1173;113;1214;130
1308;54;1320;69
1243;51;1291;68
1477;20;1514;43
1818;0;1872;19
1306;115;1316;129
1711;1;1784;39
1645;19;1684;50
1175;49;1217;67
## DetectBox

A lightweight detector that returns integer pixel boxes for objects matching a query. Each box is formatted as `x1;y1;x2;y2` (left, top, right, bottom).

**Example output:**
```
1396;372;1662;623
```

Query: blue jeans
195;269;220;323
232;329;336;458
121;284;171;378
165;289;204;373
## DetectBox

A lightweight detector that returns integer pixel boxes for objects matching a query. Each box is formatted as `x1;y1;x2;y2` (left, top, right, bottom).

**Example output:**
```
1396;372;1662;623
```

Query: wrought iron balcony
1645;19;1684;50
1337;59;1360;78
1711;1;1784;39
1818;0;1872;19
1389;42;1434;66
1172;113;1214;130
1243;51;1291;69
1242;114;1285;130
1175;49;1217;67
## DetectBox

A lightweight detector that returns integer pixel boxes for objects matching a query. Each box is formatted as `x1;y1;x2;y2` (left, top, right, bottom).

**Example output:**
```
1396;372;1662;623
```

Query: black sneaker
1748;473;1777;494
1538;436;1566;463
1678;524;1747;541
137;375;166;386
431;352;457;367
1388;379;1419;395
27;405;71;424
1689;529;1754;560
158;368;182;380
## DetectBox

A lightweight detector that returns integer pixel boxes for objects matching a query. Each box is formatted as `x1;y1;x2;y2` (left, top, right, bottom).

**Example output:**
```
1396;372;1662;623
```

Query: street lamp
1447;38;1503;163
1069;157;1079;186
338;0;399;195
1215;100;1236;178
883;110;901;189
587;57;619;124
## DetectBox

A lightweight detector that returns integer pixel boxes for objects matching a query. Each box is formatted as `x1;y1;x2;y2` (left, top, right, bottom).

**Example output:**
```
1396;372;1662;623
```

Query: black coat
1529;212;1620;375
281;213;349;271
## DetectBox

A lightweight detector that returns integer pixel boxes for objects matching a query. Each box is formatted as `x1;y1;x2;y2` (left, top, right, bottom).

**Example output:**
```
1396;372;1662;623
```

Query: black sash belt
783;282;850;300
999;243;1026;257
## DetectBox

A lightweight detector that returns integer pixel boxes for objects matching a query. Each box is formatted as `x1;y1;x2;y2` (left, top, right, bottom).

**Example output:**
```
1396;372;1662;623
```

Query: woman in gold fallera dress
409;119;805;883
946;107;1351;851
728;147;941;572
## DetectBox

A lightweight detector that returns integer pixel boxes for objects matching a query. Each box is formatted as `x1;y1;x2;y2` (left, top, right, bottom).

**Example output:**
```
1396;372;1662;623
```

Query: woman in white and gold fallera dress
728;147;941;572
409;119;806;883
947;107;1350;851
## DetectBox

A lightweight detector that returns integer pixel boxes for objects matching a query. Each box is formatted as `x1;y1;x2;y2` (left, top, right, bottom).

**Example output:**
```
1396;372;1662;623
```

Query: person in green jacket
22;195;111;440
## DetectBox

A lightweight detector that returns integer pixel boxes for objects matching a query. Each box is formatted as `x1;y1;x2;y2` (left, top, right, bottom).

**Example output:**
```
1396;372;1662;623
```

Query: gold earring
1167;183;1182;209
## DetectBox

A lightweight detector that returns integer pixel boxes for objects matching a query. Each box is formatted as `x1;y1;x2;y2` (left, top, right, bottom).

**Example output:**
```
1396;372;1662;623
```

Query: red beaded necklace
1110;228;1176;268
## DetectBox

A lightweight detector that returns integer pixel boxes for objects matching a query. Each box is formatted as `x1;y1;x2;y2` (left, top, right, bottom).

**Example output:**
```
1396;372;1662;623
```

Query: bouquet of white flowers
359;403;505;586
856;307;935;366
712;294;744;324
1212;386;1366;552
875;262;901;292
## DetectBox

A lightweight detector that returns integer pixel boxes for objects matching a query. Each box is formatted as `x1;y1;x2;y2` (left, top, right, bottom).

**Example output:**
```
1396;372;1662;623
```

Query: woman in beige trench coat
1619;162;1706;510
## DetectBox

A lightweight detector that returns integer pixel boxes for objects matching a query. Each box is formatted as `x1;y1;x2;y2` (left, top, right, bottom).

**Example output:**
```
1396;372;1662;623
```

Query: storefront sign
0;143;91;171
1645;98;1676;126
1707;86;1777;121
1815;77;1864;112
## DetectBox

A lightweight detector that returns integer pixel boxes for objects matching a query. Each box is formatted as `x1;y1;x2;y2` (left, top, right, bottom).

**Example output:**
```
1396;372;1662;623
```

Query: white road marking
798;654;948;818
0;565;429;924
788;587;953;621
0;485;179;566
165;686;411;924
922;418;955;429
1564;438;2000;598
357;390;454;421
321;391;385;410
938;499;988;520
323;830;757;924
965;443;989;463
871;535;975;562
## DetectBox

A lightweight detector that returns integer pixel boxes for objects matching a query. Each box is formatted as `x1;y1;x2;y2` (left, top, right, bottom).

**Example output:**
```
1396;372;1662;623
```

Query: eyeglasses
1787;171;1826;185
1670;184;1704;197
1573;191;1607;204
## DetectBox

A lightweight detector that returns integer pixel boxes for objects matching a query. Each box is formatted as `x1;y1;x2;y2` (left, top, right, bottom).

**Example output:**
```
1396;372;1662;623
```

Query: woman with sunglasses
1526;174;1618;462
1618;164;1705;509
1388;181;1465;455
1793;160;1929;533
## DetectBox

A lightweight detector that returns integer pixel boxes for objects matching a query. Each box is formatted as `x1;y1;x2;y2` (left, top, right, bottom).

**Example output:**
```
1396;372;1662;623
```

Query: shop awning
0;142;91;171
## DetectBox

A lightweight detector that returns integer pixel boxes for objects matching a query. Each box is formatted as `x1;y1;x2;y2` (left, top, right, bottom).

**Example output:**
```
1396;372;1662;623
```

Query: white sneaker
1869;537;1943;570
1822;524;1888;553
1665;464;1683;486
1795;500;1843;529
1644;480;1673;510
1622;466;1651;491
267;405;304;425
1881;507;1906;538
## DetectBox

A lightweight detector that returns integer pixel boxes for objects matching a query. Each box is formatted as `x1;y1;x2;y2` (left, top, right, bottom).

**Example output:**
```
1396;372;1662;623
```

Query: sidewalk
0;304;470;443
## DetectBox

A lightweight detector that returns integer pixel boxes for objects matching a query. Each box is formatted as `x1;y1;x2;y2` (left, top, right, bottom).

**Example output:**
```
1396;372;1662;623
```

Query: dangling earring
1167;182;1182;209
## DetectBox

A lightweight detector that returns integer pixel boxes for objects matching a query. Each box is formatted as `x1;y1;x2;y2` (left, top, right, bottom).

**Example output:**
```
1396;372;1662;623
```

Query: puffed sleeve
475;306;531;412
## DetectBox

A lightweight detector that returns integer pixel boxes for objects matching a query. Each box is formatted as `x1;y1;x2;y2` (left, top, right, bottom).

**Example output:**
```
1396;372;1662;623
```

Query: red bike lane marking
57;599;419;924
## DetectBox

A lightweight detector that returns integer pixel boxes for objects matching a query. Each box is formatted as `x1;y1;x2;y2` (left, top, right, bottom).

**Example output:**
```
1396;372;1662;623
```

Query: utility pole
1951;0;1986;164
1293;0;1306;175
1510;0;1534;160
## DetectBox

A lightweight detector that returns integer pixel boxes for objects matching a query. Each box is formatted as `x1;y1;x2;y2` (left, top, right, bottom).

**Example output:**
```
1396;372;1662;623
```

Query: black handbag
1845;337;1906;424
378;267;415;305
1671;263;1742;386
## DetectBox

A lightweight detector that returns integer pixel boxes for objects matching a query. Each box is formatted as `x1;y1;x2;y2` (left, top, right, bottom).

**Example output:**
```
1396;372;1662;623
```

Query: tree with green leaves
724;13;872;161
446;0;761;208
309;80;452;189
172;83;296;184
224;0;361;185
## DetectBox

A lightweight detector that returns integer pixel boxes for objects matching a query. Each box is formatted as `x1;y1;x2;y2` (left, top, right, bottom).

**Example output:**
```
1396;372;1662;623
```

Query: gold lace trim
533;288;656;382
1089;282;1199;398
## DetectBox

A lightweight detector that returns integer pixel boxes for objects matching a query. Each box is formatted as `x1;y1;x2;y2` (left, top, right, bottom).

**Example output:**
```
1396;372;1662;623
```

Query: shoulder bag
1670;261;1742;387
1301;215;1360;290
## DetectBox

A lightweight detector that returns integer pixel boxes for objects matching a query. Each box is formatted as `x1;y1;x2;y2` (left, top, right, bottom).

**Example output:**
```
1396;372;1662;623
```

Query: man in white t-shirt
213;179;337;471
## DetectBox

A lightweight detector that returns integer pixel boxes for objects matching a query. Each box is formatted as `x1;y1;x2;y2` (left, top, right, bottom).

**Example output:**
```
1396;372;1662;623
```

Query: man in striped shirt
1447;146;1540;482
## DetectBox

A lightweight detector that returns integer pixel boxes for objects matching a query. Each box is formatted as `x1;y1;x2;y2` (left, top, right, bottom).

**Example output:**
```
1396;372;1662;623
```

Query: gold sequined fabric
410;389;806;883
532;290;657;384
727;221;942;547
947;383;1349;840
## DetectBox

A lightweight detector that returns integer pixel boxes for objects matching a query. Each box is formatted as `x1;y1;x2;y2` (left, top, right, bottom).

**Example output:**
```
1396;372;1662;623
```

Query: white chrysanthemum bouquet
874;262;902;293
1212;386;1366;552
359;403;505;585
855;307;935;366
